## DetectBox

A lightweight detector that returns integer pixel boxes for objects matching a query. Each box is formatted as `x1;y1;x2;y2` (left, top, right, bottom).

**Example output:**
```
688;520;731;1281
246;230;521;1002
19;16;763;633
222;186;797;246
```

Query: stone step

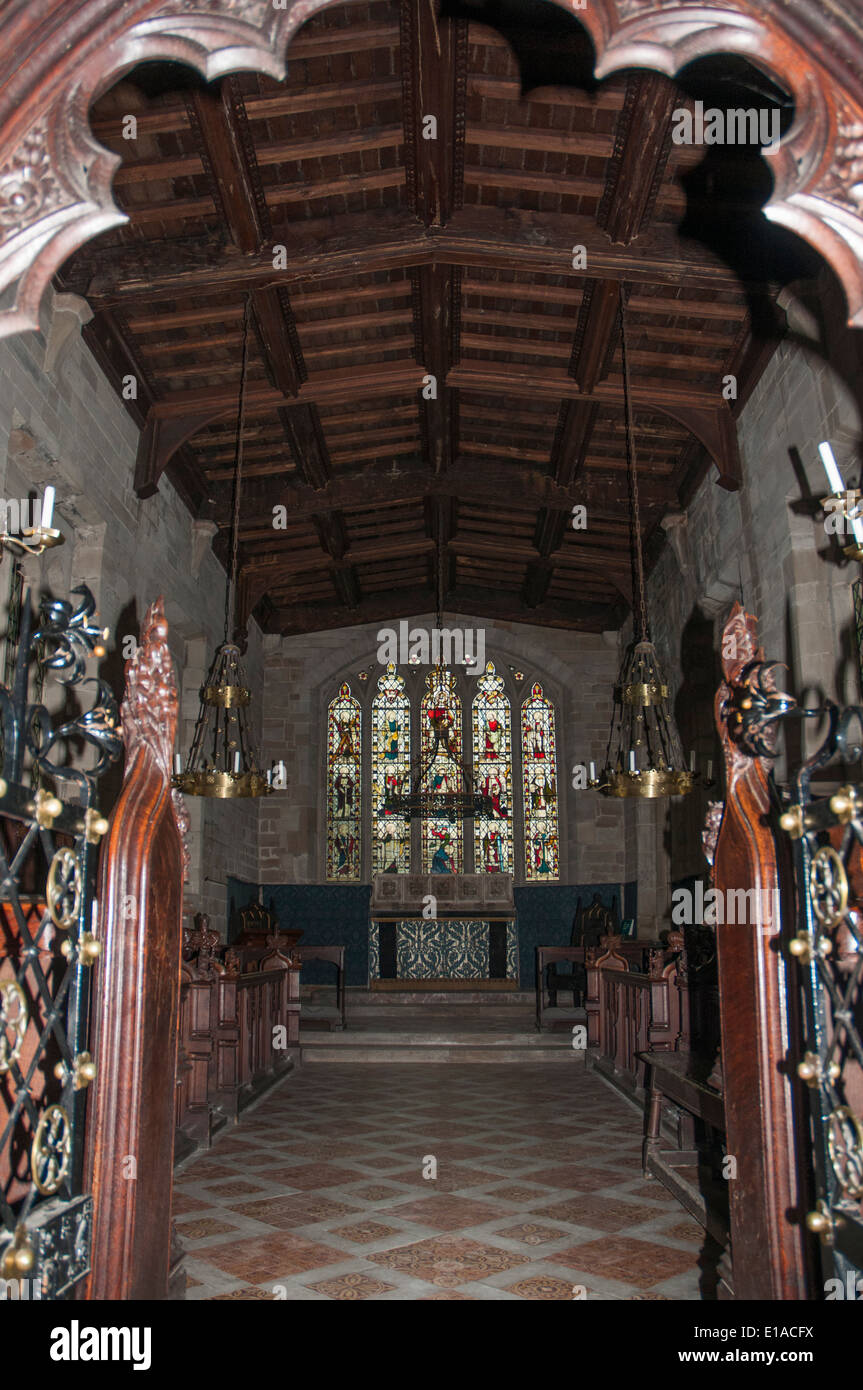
303;989;536;1008
299;1030;584;1064
300;1041;583;1064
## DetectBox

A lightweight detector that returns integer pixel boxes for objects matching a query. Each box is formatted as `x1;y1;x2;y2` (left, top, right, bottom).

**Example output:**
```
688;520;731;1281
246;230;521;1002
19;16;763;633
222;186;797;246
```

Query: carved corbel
134;405;229;499
42;291;92;378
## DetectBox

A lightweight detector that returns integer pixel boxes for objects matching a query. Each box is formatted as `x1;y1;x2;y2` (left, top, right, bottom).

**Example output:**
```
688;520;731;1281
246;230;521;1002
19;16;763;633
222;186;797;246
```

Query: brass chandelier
173;297;271;799
589;288;693;800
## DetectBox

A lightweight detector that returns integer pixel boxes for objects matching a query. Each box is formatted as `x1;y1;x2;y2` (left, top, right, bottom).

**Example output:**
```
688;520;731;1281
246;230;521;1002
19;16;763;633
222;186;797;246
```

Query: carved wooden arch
1;0;863;341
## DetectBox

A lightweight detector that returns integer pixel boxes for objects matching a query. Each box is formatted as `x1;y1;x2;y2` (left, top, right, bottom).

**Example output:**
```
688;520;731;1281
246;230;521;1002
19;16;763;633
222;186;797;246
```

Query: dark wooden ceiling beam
251;287;305;397
413;264;459;475
269;587;611;637
569;278;621;393
400;0;467;227
238;457;673;525
83;208;751;306
550;400;600;488
278;405;332;491
186;79;268;254
598;71;678;247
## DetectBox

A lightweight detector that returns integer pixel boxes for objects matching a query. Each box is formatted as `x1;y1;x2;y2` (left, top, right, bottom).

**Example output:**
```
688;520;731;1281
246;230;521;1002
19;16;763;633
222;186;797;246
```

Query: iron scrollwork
768;683;863;1287
0;583;121;1297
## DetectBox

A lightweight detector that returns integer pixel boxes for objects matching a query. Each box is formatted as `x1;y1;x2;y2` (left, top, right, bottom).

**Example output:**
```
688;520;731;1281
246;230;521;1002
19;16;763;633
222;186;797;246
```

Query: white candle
41;485;55;529
690;750;696;773
589;761;596;782
233;752;241;773
266;768;273;786
707;759;713;780
173;754;182;775
629;750;636;774
819;442;846;495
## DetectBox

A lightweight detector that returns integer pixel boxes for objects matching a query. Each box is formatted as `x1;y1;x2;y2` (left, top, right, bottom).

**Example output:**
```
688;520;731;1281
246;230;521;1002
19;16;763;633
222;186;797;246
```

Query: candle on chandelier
233;752;241;773
690;750;696;773
629;750;636;774
589;761;596;782
173;754;182;775
707;759;713;781
41;485;55;530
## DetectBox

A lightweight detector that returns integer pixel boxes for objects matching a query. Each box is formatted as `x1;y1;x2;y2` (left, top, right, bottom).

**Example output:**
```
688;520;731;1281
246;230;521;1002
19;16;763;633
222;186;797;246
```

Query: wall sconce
819;442;863;560
0;487;64;559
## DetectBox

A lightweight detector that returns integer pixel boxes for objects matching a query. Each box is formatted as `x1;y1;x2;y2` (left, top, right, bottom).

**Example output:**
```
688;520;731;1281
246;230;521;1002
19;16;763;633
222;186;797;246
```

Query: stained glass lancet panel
372;661;411;873
421;668;463;874
521;682;560;881
326;682;361;880
472;661;513;873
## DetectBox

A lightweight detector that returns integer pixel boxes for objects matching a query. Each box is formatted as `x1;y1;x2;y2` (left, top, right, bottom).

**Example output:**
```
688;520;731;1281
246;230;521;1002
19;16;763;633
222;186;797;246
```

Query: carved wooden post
84;600;187;1300
712;603;808;1300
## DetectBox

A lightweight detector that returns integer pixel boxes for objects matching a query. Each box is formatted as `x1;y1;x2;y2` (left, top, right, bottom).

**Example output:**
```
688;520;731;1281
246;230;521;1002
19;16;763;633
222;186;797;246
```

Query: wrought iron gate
779;704;863;1296
0;585;121;1299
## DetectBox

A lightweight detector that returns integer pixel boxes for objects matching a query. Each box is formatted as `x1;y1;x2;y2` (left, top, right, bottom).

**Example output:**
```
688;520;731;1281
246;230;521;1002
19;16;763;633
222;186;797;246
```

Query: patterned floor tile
211;1287;278;1300
506;1276;581;1300
327;1222;404;1244
305;1273;396;1300
171;1192;212;1215
387;1196;505;1230
259;1163;365;1190
554;1236;701;1287
230;1194;360;1227
202;1233;346;1279
367;1236;530;1287
495;1222;568;1246
173;1063;705;1301
488;1185;552;1203
533;1195;670;1232
348;1183;411;1202
176;1217;243;1239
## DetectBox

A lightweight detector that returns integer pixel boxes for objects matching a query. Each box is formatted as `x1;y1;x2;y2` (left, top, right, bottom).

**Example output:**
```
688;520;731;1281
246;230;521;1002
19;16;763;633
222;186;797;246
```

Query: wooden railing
175;916;300;1156
591;933;691;1098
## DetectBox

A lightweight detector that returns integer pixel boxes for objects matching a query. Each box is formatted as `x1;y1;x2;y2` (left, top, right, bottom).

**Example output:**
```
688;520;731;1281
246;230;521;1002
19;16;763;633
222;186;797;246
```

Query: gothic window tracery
325;662;560;880
326;681;361;880
472;661;513;874
372;661;410;874
521;682;560;881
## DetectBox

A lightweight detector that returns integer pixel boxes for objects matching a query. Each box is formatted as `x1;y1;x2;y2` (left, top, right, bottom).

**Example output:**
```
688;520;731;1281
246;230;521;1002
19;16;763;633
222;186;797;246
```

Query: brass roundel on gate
827;1106;863;1199
0;980;27;1073
809;847;849;930
31;1104;71;1196
46;849;82;929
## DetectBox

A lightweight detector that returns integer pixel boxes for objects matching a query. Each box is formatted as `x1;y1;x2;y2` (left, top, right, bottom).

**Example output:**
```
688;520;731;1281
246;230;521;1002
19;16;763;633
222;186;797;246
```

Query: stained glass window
521;682;559;881
420;667;463;874
326;682;361;880
372;661;411;873
472;661;513;873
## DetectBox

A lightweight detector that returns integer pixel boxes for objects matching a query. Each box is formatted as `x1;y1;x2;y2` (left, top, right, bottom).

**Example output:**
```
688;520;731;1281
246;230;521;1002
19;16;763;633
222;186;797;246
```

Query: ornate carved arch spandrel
2;1;863;336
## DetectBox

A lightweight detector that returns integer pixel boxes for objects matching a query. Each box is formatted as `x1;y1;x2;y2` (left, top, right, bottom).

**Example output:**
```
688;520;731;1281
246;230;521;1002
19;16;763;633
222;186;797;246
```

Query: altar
369;874;517;987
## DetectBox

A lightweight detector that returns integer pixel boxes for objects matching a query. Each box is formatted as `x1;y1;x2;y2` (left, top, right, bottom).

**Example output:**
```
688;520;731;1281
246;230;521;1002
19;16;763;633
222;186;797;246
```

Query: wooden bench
640;1049;730;1256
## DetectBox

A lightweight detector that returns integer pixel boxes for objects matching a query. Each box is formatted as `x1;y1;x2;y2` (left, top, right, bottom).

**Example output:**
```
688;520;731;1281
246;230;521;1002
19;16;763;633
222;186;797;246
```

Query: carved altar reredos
371;872;515;916
2;0;863;338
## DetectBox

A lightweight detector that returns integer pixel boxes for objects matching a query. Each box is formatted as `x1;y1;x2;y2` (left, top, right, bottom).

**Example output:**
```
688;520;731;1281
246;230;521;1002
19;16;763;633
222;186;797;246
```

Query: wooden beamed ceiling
60;0;804;636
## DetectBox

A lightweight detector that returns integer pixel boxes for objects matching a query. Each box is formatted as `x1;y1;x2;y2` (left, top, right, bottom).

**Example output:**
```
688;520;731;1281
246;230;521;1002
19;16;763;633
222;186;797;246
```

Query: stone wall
0;288;262;937
646;272;863;886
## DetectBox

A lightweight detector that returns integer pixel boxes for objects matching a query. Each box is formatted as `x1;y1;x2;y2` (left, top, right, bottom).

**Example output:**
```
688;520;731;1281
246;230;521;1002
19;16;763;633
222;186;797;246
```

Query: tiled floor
175;1065;717;1300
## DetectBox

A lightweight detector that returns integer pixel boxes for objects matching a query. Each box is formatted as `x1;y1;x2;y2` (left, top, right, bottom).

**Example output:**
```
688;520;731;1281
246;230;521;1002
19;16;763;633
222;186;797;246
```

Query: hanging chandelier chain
224;292;252;646
620;284;649;644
